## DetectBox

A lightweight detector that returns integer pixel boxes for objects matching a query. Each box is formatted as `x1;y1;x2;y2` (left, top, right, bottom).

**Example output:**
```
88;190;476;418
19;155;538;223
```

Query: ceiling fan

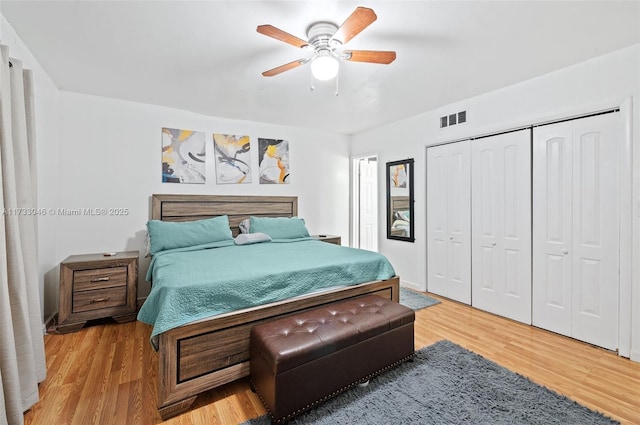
257;6;396;80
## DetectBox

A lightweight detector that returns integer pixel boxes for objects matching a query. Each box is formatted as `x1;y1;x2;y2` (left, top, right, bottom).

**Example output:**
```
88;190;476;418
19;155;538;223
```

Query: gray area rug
242;340;618;425
400;287;440;310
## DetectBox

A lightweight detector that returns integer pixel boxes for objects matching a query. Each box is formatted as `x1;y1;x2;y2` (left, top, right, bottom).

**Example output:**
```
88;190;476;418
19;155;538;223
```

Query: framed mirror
386;158;414;242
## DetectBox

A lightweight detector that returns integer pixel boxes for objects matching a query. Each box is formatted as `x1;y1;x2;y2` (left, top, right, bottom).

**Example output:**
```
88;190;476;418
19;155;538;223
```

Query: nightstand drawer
74;266;127;291
72;286;128;313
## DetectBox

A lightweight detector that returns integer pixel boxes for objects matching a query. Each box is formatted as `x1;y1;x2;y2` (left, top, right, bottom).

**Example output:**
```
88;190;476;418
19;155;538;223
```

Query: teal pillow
249;216;310;239
147;215;233;255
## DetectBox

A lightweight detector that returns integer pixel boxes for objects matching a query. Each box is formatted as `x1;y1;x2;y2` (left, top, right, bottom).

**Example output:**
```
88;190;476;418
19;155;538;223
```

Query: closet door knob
449;235;453;240
491;242;497;247
562;249;569;255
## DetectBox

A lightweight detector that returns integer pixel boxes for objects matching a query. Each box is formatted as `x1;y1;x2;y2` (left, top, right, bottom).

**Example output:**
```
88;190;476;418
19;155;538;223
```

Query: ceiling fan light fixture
257;7;395;79
311;53;339;81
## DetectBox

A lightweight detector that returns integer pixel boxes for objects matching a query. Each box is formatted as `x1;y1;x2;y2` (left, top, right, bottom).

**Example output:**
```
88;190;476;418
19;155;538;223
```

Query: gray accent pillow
239;218;250;234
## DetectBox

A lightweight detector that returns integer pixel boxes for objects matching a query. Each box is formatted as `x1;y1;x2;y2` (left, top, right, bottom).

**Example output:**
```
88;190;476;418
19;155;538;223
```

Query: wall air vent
440;110;467;128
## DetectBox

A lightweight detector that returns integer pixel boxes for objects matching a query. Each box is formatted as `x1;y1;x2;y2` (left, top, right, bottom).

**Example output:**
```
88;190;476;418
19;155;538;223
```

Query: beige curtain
0;45;46;425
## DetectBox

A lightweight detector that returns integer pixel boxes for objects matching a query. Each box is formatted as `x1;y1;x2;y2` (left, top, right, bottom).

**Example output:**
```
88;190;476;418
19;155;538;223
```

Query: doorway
352;155;378;251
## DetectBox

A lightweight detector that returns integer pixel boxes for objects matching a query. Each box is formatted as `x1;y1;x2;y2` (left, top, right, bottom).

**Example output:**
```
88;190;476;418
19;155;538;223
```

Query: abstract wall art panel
389;163;407;188
212;133;252;184
258;138;290;184
161;127;206;184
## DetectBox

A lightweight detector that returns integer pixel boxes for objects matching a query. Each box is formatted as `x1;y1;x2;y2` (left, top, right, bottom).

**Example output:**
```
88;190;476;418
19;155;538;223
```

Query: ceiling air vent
440;110;467;128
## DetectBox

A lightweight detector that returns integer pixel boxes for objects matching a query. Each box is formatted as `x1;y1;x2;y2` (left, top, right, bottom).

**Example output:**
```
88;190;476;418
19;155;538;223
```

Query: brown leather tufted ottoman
249;294;415;423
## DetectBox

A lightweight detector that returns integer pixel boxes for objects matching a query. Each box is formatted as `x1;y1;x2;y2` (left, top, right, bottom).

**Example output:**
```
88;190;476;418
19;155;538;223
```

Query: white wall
3;10;350;322
57;92;350;298
1;15;60;325
350;44;640;361
4;7;639;360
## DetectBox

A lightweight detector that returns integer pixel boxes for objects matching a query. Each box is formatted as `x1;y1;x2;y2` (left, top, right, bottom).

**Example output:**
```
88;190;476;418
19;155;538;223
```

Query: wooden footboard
156;277;400;419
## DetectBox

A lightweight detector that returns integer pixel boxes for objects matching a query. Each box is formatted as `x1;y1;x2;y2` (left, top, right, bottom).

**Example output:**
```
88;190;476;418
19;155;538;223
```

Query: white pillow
234;232;272;245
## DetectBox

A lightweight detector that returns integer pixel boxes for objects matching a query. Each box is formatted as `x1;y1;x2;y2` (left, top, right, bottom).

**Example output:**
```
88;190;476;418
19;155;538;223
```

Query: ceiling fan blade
343;50;396;64
331;7;377;44
261;59;307;77
257;25;309;49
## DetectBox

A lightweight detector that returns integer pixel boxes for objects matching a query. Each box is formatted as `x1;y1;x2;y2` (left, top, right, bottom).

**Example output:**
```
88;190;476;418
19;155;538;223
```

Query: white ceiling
2;1;639;135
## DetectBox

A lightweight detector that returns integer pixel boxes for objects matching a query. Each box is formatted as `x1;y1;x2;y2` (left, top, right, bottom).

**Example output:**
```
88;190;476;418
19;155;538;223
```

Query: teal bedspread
137;239;396;339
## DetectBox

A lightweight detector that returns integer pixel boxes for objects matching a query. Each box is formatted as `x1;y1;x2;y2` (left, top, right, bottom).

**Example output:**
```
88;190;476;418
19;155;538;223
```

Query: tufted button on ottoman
249;294;415;423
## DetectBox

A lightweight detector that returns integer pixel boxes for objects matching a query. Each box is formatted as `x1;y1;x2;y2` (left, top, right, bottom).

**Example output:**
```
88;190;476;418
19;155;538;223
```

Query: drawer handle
90;297;110;303
91;276;110;282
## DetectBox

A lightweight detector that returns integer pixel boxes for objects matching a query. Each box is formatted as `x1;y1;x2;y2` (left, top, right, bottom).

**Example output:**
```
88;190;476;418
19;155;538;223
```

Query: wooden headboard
390;196;410;215
151;194;298;236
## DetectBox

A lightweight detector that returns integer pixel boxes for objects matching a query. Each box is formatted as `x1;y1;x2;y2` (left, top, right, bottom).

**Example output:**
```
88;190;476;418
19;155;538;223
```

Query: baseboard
630;349;640;363
400;280;424;292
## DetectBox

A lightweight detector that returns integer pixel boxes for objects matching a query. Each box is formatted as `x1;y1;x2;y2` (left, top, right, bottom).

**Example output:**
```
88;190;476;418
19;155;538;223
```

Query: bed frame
149;194;401;419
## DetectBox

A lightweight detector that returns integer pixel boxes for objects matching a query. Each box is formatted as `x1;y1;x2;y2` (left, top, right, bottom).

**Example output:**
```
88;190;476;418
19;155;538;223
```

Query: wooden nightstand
313;234;341;245
58;251;139;333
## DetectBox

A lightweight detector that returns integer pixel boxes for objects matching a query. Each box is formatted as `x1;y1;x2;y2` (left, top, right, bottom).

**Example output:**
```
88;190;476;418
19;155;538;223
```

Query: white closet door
533;113;620;350
427;141;471;304
471;129;532;324
533;122;573;337
570;114;619;350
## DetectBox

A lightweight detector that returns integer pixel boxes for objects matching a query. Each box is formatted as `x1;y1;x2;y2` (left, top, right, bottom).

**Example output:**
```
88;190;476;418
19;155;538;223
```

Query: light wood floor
26;293;640;425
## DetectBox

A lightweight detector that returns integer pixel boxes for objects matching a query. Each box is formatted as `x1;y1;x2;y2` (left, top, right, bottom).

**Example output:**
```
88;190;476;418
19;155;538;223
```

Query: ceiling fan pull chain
310;71;315;91
335;71;339;96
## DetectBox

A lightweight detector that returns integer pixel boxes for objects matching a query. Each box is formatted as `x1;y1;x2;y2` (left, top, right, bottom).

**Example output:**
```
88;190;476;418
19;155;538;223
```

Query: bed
142;194;401;419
